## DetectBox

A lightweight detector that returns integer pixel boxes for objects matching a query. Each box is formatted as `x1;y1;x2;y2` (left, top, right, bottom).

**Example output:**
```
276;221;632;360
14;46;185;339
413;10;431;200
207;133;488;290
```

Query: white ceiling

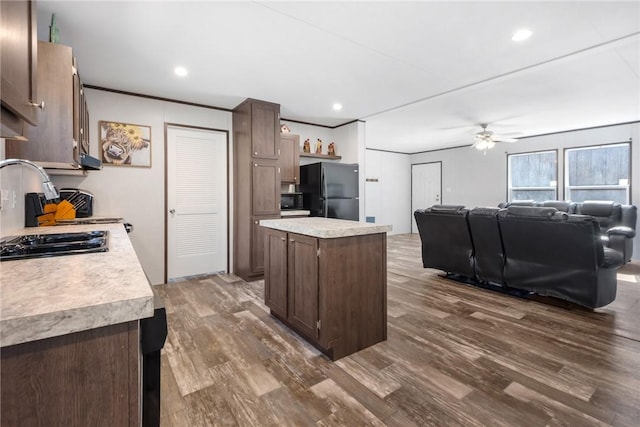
36;1;640;153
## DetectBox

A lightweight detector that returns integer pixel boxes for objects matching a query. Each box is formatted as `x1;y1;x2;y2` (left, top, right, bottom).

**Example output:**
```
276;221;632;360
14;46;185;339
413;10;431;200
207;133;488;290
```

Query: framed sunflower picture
99;121;152;167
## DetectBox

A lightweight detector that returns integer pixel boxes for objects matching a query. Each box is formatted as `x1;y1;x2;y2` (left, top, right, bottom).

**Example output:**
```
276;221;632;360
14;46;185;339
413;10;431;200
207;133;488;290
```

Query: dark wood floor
156;234;640;426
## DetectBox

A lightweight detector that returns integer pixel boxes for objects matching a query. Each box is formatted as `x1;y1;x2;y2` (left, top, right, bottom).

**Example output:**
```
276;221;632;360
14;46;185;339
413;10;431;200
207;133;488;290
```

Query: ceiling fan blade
493;136;519;143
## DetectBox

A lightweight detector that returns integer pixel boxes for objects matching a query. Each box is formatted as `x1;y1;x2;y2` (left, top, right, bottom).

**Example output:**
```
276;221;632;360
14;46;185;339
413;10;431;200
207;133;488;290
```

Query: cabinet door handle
290;238;294;242
254;163;258;167
280;237;286;241
254;152;258;156
29;100;45;110
255;220;259;224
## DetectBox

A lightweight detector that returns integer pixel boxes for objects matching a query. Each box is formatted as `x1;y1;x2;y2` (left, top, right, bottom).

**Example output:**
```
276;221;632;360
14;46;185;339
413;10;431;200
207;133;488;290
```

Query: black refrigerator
300;162;359;221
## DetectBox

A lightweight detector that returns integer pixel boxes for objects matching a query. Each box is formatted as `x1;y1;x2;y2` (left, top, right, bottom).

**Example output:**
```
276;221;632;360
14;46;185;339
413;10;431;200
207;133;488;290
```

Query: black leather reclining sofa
414;205;626;308
498;200;637;263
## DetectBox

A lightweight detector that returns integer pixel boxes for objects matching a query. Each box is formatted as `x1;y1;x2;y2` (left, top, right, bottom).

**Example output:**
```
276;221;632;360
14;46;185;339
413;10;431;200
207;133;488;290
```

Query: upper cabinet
279;133;300;184
0;0;38;139
250;102;280;159
5;41;90;171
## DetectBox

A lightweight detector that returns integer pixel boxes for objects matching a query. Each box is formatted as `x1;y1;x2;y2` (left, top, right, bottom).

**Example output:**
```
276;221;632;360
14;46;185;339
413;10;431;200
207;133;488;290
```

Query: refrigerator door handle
322;167;328;217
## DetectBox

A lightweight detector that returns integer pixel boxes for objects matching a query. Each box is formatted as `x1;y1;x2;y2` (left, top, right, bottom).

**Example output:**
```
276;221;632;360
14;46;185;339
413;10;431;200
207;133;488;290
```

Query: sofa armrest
607;226;636;238
602;247;624;269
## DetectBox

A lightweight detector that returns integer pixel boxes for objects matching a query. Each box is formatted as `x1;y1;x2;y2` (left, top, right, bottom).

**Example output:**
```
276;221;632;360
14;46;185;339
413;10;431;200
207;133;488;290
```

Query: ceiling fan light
512;28;532;42
475;140;488;150
487;141;495;149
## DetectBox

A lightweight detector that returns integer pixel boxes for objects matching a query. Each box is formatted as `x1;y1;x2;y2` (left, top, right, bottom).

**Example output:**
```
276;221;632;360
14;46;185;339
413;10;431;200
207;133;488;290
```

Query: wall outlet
0;189;8;211
0;189;17;211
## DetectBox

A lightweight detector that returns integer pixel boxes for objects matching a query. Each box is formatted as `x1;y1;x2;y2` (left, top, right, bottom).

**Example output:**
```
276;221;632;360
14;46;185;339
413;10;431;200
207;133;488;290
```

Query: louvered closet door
167;126;228;280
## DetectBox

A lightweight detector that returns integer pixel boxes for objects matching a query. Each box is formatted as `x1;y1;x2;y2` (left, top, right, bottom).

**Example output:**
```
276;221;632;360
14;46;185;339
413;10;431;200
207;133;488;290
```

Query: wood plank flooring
157;233;640;426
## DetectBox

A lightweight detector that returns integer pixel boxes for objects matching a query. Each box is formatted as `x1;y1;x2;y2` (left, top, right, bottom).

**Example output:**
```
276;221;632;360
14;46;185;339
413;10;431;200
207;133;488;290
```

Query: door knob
169;209;175;214
29;100;45;110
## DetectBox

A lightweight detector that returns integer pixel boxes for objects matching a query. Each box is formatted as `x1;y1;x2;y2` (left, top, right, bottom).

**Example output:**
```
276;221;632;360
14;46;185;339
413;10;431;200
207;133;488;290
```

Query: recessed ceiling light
512;29;532;42
174;66;188;77
332;103;343;111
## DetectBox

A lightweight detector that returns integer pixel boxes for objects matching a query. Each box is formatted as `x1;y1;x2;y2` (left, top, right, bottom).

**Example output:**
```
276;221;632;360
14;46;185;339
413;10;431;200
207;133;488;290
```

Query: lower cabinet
263;228;387;360
1;321;140;426
251;215;280;275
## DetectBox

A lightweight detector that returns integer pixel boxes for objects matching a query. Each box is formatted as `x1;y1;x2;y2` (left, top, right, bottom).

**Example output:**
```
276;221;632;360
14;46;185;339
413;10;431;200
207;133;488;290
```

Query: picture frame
99;121;152;167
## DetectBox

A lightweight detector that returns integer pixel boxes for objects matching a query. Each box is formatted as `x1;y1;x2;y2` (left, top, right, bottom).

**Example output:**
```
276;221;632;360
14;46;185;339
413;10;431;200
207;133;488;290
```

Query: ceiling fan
472;124;519;152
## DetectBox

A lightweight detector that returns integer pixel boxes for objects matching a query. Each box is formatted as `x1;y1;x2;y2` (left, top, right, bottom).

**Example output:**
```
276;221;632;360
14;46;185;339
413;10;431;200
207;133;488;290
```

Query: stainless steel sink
0;230;109;261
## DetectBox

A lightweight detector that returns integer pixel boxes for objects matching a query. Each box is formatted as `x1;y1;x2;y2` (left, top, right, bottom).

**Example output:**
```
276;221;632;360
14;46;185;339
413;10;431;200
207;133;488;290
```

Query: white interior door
167;126;227;280
411;162;442;233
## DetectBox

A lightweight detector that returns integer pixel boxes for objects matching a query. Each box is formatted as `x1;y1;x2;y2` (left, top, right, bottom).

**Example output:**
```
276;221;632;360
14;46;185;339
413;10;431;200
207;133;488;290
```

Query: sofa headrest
566;214;598;224
509;200;536;206
539;200;574;212
579;200;616;217
429;205;467;213
469;207;500;217
505;206;562;219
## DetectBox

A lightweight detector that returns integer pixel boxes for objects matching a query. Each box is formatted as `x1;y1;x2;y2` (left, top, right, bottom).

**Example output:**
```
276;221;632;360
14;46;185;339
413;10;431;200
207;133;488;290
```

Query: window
564;142;630;204
507;150;557;202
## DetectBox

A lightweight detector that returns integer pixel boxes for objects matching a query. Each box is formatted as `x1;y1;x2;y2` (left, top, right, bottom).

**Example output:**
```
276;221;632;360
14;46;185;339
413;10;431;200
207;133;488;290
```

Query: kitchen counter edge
0;223;154;347
260;217;392;238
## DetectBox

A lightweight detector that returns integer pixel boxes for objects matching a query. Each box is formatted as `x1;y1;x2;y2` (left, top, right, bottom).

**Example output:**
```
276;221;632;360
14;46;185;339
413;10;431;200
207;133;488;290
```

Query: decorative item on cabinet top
280;123;290;133
100;121;151;167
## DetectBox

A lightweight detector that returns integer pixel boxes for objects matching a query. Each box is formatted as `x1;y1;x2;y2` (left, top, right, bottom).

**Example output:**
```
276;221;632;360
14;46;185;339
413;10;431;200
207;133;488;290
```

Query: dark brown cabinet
251;159;280;215
1;322;140;427
264;229;319;339
264;229;288;318
250;102;280;159
0;0;38;139
287;233;319;339
5;41;90;171
251;214;280;275
233;99;281;280
263;227;387;360
279;133;300;184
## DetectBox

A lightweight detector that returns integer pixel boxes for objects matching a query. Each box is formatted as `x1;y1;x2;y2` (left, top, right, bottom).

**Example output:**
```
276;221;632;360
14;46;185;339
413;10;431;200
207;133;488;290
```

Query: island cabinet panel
264;229;288;318
0;321;140;427
288;233;319;340
263;226;387;360
318;233;387;359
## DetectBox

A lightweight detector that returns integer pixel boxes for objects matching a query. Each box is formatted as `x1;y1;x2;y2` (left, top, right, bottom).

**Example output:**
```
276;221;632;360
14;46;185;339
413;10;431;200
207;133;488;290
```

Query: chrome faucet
0;158;59;200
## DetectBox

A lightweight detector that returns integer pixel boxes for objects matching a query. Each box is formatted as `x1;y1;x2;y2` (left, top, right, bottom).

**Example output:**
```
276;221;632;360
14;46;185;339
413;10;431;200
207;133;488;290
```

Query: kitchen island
260;217;391;360
0;222;153;426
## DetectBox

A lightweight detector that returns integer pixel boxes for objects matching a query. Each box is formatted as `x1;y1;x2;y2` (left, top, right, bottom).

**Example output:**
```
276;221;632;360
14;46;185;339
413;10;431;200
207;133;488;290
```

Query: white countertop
280;210;310;217
0;223;154;347
260;217;392;238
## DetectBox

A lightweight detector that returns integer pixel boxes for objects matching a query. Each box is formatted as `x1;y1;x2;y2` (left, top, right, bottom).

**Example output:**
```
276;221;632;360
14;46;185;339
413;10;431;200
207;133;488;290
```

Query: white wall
1;89;232;285
364;149;411;234
0;145;43;233
281;119;366;219
409;122;640;258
